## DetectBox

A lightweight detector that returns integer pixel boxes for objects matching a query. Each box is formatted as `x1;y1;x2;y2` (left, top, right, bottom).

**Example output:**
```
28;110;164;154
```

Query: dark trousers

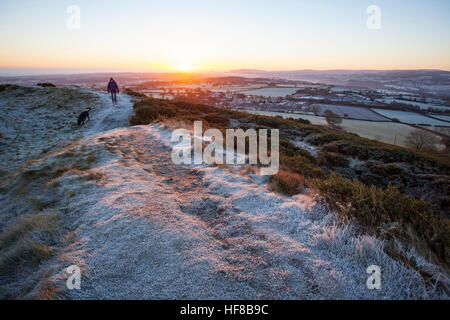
111;92;117;103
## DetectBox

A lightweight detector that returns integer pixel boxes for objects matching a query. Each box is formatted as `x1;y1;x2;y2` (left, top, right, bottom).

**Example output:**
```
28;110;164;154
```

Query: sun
174;63;194;72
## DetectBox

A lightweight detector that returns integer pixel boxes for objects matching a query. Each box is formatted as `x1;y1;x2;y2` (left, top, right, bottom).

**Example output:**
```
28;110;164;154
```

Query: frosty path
59;93;428;299
83;90;134;138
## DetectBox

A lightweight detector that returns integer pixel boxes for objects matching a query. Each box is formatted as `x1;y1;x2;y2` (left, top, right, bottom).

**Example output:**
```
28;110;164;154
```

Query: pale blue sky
0;0;449;74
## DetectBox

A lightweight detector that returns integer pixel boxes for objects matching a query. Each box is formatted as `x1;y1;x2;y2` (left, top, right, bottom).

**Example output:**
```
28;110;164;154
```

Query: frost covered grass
198;166;447;299
0;85;102;171
128;97;449;281
0;137;115;299
313;174;450;278
0;87;130;298
0;210;62;299
0;212;59;273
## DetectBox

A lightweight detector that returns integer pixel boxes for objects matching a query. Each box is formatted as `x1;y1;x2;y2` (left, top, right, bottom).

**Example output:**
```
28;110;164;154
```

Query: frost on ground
0;86;448;299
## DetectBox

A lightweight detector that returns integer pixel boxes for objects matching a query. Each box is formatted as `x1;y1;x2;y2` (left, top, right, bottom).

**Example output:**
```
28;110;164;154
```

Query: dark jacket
107;80;119;93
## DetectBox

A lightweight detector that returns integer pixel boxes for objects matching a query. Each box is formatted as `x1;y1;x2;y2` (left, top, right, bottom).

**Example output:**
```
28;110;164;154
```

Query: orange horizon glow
2;58;450;74
1;50;449;73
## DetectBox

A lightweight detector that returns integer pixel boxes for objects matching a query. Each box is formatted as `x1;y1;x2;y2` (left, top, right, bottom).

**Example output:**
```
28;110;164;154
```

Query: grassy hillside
129;97;450;275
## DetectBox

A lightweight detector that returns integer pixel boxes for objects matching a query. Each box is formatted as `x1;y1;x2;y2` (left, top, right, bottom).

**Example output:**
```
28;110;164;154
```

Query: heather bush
313;174;449;265
270;170;306;196
129;99;179;125
280;154;326;179
318;151;350;168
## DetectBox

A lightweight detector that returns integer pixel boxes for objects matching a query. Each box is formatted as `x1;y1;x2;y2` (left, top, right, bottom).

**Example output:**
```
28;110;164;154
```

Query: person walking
107;77;119;103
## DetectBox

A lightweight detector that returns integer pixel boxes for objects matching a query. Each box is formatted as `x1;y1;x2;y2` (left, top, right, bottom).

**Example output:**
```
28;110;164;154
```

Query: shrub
202;113;230;127
172;100;222;114
255;116;288;128
0;84;21;92
280;154;326;178
129;99;179;125
286;117;311;125
37;83;56;88
322;141;365;157
124;88;146;98
368;163;404;176
21;163;69;181
307;133;345;146
254;115;299;130
317;151;350;168
279;139;313;159
313;174;449;264
324;109;342;127
270;170;306;196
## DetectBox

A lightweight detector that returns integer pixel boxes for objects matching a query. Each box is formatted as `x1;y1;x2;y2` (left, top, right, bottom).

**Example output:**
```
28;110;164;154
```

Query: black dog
77;108;91;126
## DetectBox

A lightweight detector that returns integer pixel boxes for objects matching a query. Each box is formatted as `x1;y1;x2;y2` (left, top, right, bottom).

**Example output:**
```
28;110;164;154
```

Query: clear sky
0;0;449;74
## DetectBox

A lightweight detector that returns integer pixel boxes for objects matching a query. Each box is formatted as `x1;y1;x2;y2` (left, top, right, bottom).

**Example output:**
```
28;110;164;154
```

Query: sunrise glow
0;0;449;74
174;63;195;72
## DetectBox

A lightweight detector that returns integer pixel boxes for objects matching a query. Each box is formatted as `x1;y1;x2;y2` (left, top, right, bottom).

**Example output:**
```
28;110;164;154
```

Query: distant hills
225;69;450;96
1;69;449;97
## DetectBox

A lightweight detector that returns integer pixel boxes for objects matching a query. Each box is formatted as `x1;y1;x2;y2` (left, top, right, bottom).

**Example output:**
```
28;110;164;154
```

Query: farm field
247;110;328;125
429;114;450;122
340;119;416;147
372;109;450;126
247;110;434;148
240;87;298;97
312;104;389;121
375;98;449;111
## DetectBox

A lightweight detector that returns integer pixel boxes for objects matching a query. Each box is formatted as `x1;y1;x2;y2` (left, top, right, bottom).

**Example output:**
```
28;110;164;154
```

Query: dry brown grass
85;171;104;181
270;170;307;196
34;273;60;300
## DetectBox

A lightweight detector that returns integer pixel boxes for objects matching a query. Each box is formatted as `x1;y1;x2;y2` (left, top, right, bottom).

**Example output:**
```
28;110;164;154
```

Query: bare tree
405;128;440;152
324;109;342;127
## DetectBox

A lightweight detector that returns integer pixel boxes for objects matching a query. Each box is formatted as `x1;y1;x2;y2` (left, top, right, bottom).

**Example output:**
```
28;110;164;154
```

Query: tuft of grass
0;212;60;274
31;198;55;211
85;171;104;181
71;152;98;171
21;163;69;181
0;213;59;250
0;240;53;274
270;170;307;196
34;273;60;300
